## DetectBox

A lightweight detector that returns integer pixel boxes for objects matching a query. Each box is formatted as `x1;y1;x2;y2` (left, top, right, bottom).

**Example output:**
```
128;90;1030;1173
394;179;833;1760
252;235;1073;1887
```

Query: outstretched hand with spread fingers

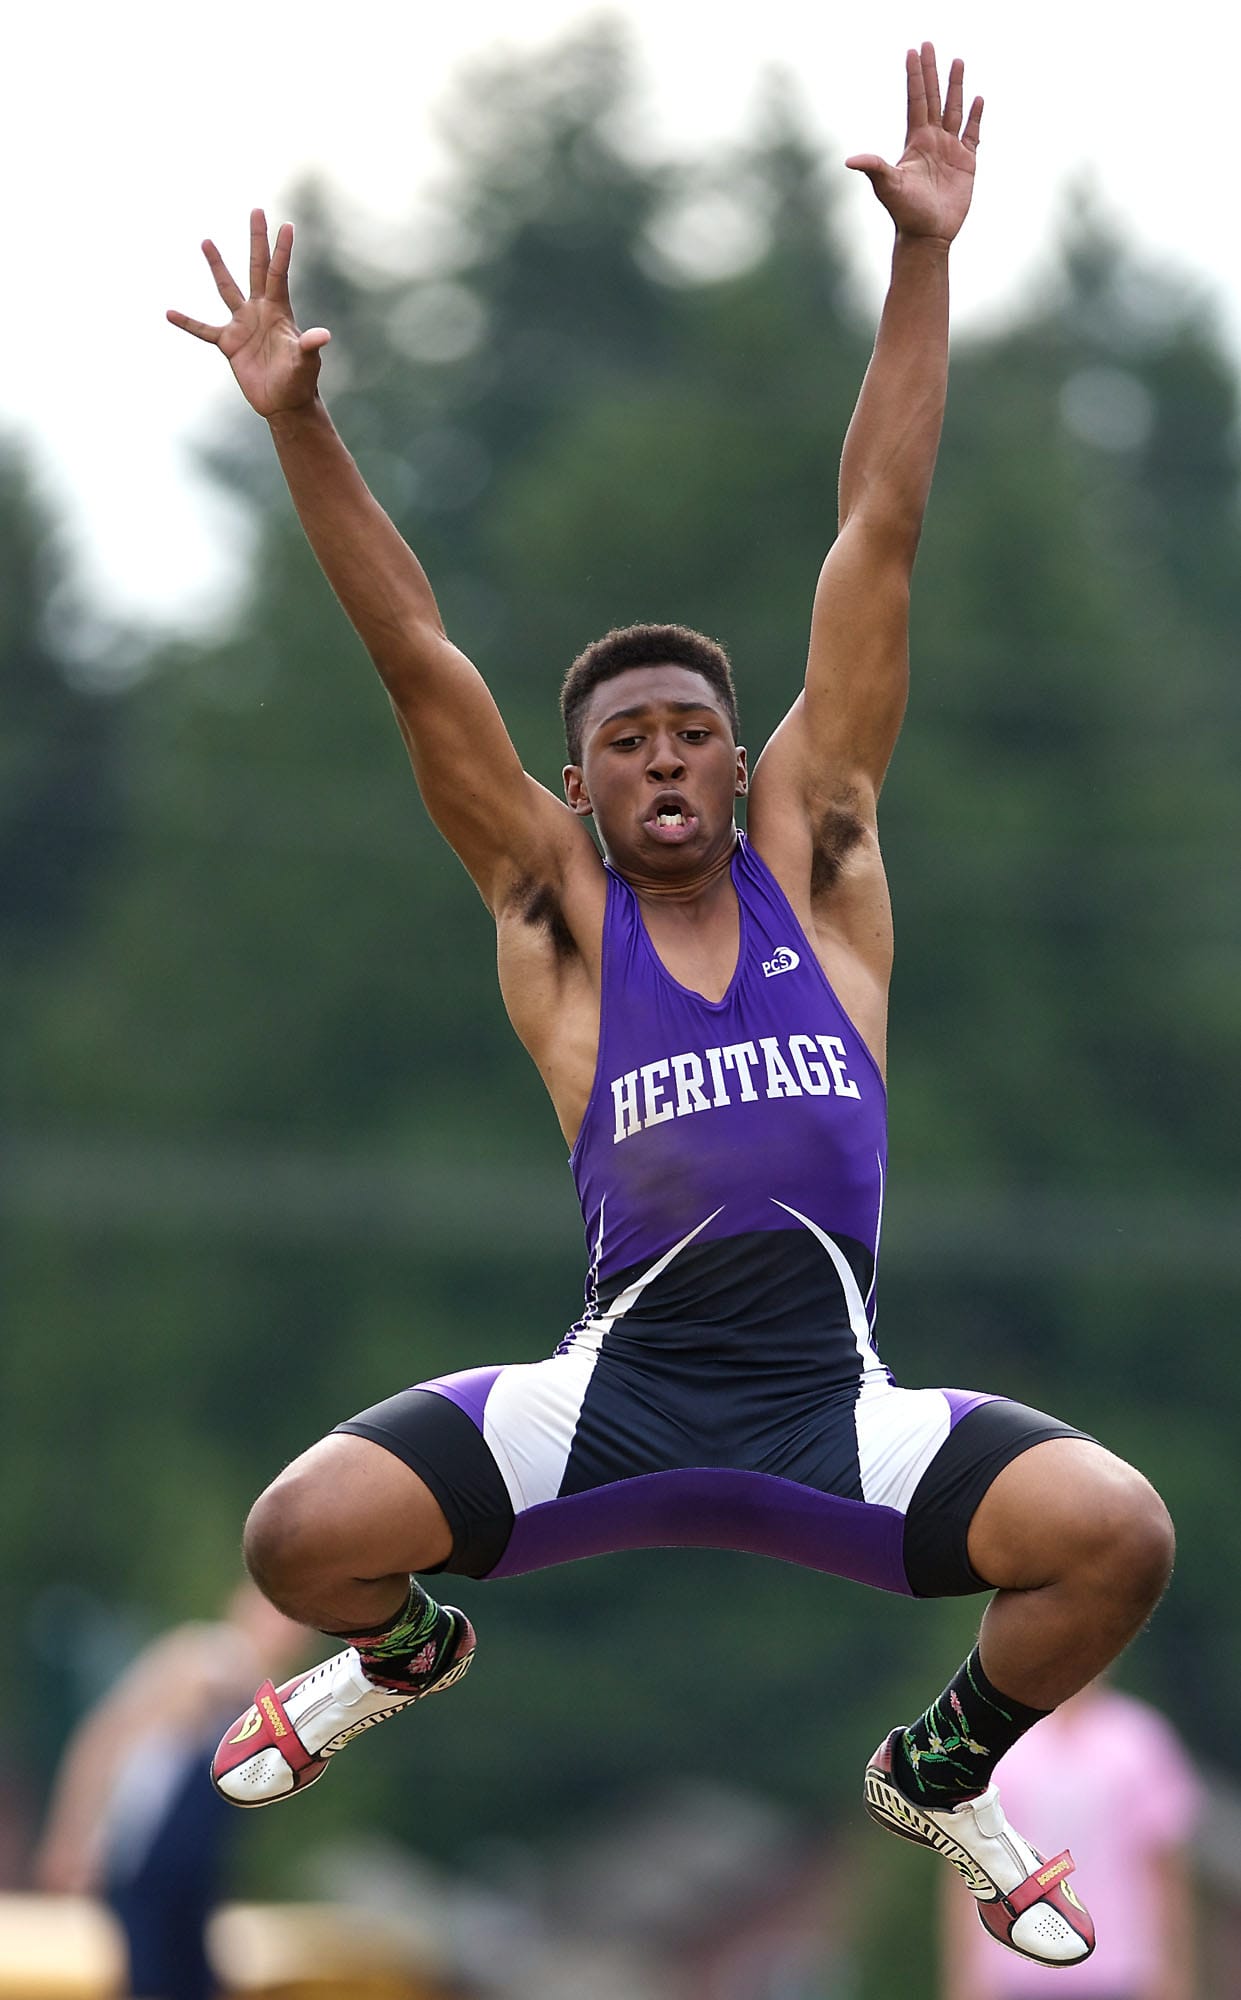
847;43;983;245
167;210;330;416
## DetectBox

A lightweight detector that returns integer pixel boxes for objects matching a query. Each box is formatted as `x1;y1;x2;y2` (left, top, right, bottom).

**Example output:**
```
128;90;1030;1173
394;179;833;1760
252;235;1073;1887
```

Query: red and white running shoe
864;1729;1095;1967
211;1608;475;1808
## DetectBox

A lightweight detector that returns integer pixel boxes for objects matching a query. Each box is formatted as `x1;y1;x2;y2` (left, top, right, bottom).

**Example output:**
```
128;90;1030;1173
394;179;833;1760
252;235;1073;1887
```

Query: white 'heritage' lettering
760;1036;802;1097
817;1035;861;1099
612;1070;641;1143
670;1051;711;1117
788;1034;831;1095
721;1041;761;1101
640;1059;674;1126
704;1047;730;1107
609;1030;865;1142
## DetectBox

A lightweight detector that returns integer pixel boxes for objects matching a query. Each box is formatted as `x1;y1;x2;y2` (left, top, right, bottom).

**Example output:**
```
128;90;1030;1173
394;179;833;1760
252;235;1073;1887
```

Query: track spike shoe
864;1728;1095;1967
211;1607;475;1808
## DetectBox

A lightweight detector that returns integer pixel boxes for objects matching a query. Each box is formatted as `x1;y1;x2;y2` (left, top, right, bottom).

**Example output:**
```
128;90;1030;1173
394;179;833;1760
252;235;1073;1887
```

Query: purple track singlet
568;832;888;1368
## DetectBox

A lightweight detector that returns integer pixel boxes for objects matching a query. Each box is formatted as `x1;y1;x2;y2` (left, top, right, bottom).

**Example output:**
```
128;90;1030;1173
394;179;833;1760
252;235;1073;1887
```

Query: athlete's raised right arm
168;211;582;912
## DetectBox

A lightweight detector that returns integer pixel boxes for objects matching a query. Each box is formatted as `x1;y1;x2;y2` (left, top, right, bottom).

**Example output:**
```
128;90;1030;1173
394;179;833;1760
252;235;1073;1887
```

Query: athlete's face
564;665;747;878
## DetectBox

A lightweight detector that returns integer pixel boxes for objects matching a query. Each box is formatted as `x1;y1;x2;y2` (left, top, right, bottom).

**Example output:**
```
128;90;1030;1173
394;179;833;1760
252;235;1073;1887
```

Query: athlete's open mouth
643;794;699;844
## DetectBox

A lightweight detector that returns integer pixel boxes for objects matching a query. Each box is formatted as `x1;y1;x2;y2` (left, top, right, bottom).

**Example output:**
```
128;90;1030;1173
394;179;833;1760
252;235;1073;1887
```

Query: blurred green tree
0;440;121;971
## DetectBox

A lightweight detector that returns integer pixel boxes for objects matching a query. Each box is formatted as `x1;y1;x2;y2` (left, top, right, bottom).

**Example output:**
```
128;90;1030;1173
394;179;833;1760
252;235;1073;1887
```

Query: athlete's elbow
837;493;924;568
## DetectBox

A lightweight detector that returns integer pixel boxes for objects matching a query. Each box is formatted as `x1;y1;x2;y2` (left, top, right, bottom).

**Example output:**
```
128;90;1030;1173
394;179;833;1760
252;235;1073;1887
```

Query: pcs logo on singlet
762;946;800;978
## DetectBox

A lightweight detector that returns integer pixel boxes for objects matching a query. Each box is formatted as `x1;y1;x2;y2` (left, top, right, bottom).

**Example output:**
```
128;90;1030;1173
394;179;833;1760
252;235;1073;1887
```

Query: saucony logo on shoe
260;1692;288;1738
229;1706;263;1745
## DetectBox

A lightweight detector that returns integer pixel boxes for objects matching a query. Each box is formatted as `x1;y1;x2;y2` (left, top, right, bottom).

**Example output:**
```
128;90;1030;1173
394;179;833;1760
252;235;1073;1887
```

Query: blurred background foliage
2;19;1237;1993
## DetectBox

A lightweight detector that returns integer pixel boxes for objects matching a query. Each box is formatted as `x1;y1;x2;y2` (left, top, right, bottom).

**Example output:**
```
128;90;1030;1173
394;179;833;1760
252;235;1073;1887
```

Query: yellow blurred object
209;1902;456;1999
222;1986;444;2000
0;1895;457;2000
0;1894;125;1997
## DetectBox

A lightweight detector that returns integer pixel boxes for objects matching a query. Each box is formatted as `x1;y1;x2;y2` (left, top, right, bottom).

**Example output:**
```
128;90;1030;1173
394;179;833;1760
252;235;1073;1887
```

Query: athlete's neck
616;830;739;905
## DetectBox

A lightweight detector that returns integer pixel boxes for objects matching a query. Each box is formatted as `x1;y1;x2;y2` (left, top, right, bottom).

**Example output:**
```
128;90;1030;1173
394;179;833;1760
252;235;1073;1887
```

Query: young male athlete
170;47;1175;1971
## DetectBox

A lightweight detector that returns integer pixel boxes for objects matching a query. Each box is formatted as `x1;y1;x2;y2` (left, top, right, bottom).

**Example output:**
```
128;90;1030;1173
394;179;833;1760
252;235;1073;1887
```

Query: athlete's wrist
267;394;330;442
891;229;953;262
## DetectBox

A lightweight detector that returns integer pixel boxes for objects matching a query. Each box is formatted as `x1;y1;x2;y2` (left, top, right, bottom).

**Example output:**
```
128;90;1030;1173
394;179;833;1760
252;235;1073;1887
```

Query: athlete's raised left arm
750;44;981;875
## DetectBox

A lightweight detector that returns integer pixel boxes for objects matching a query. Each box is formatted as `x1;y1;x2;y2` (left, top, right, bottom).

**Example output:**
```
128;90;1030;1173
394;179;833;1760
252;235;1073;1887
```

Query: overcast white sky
6;0;1236;635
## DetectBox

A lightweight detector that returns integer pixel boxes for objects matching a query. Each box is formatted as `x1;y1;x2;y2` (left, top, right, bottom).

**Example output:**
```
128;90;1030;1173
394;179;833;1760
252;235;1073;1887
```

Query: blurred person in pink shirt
940;1679;1201;2000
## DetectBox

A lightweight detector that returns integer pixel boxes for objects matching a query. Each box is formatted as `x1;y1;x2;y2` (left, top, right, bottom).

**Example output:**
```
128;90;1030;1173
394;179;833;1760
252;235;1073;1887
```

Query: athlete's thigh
900;1394;1092;1598
258;1431;455;1574
334;1368;523;1579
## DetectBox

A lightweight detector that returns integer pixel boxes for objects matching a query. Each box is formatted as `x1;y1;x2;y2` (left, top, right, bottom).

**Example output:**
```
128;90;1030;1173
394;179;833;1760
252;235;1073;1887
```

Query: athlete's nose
646;736;686;781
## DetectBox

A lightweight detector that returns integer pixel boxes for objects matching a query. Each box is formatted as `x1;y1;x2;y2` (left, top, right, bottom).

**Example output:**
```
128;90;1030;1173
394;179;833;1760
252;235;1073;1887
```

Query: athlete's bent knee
1068;1457;1175;1618
243;1469;332;1613
1103;1467;1175;1611
971;1440;1174;1608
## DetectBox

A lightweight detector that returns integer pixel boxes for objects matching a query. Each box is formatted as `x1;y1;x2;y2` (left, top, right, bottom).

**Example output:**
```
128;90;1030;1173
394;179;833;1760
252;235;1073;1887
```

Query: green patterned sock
341;1577;455;1694
894;1646;1048;1804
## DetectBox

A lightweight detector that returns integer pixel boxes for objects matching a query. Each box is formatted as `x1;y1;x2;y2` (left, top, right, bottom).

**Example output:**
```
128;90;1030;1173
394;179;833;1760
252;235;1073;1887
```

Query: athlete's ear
563;765;593;816
735;746;748;796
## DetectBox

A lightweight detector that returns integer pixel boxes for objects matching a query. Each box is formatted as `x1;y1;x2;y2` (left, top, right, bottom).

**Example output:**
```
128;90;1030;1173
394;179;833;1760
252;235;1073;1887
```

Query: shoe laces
323;1699;411;1756
300;1647;356;1694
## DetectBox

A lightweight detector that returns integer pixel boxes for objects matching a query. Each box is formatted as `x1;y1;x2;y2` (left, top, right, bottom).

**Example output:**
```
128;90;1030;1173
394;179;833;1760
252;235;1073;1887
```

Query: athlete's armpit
511;877;580;962
809;795;869;899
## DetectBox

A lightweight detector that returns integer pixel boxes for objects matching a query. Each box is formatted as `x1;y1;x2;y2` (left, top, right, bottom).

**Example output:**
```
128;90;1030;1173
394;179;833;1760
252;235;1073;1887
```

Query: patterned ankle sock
339;1577;457;1694
894;1646;1049;1805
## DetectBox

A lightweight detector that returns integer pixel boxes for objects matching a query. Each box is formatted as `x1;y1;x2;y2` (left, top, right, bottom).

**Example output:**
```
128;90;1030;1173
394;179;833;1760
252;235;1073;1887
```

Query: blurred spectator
33;1581;306;2000
940;1678;1201;2000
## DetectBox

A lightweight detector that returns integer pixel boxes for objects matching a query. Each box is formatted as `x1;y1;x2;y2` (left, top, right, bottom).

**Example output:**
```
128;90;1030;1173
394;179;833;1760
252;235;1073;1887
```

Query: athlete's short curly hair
560;622;740;765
